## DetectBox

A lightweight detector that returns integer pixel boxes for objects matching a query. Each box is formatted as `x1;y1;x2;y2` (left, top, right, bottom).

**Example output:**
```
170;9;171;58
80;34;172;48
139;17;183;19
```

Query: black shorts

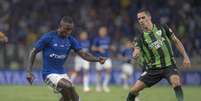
139;65;180;87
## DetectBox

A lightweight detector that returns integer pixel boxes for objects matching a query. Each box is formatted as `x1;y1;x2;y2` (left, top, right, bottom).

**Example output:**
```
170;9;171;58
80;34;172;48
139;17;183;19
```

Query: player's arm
26;48;39;85
77;50;105;64
170;34;191;68
131;39;141;59
133;47;140;59
26;33;50;84
27;48;38;73
164;25;191;68
71;36;105;64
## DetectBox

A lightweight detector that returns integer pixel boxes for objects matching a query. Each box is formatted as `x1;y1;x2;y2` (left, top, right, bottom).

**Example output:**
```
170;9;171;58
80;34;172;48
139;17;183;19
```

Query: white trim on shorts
74;56;90;71
121;63;134;76
96;58;112;70
44;73;72;92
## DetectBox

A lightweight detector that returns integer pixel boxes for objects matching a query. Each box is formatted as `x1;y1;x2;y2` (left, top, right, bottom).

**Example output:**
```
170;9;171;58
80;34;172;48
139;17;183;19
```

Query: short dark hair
137;8;151;16
60;16;74;24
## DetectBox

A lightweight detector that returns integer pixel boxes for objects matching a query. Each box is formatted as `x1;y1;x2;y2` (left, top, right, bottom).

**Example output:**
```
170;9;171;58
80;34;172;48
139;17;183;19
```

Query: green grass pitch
0;85;200;101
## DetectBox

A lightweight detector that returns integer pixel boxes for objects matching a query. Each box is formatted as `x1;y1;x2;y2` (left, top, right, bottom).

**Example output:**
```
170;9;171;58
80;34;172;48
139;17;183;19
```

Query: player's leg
57;78;79;101
44;74;72;101
121;72;129;89
71;56;82;82
165;67;183;101
127;80;145;101
103;59;112;92
96;62;102;92
121;63;133;89
127;70;163;101
83;60;90;92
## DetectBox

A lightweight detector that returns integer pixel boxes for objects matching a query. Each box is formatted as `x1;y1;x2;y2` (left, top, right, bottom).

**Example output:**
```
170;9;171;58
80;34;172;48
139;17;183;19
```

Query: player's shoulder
68;35;76;39
155;23;169;29
41;31;56;38
156;23;174;34
68;35;79;42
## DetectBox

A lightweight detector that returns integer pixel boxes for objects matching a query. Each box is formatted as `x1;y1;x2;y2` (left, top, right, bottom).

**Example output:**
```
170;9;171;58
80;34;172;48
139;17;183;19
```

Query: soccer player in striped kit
127;9;191;101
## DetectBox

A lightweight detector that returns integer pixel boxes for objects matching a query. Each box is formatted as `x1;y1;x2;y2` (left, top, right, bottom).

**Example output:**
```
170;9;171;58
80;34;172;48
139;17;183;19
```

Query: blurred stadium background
0;0;201;101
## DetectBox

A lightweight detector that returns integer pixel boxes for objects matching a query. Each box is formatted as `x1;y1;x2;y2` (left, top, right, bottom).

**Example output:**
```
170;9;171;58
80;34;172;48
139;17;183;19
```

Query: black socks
174;86;184;101
127;92;136;101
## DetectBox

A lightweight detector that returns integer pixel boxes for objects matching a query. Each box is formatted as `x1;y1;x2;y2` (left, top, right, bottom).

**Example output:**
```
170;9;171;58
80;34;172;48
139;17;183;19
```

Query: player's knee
58;78;73;89
130;80;145;94
172;80;181;88
130;85;141;94
170;76;181;87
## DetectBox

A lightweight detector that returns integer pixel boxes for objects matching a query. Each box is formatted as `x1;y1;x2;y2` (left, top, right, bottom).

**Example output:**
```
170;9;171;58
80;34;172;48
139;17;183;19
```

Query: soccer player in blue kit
26;16;105;101
72;31;92;92
120;40;134;90
92;26;113;92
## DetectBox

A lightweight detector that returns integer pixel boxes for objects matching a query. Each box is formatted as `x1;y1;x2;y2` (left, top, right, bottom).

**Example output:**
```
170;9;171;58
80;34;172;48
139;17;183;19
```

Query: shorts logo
141;71;147;76
173;69;178;72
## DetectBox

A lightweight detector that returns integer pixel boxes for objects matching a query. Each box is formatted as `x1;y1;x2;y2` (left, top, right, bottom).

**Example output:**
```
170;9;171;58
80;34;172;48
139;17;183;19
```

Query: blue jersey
34;31;81;80
121;48;134;63
92;36;111;57
79;39;90;52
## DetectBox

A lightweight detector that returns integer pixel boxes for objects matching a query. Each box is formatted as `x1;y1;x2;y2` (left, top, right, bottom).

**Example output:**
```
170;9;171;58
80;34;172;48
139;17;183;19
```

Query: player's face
125;41;132;48
59;22;74;37
80;32;88;40
137;12;152;30
99;27;107;37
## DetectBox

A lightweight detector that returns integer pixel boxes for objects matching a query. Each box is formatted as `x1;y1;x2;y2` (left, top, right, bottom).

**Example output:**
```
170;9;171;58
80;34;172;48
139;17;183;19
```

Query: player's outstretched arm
26;48;38;85
77;50;105;64
171;35;191;68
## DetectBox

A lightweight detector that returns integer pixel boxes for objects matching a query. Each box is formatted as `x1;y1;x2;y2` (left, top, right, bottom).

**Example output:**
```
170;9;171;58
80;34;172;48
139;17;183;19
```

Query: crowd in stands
0;0;200;68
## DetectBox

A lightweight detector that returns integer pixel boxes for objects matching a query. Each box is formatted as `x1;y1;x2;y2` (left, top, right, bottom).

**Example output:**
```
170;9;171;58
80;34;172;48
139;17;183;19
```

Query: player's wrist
183;54;189;59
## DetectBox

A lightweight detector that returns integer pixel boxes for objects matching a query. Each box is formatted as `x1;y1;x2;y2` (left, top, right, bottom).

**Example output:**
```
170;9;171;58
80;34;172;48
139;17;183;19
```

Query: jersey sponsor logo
149;37;165;49
49;53;66;59
53;42;71;48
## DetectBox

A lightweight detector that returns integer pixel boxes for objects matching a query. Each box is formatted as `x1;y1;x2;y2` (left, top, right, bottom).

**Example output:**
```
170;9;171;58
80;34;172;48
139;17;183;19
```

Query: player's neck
143;23;154;33
57;30;69;38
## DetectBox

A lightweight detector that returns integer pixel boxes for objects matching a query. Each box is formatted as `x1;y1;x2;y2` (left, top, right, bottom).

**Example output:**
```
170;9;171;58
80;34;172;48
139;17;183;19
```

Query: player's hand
133;48;140;59
26;72;35;85
98;57;106;64
182;56;191;68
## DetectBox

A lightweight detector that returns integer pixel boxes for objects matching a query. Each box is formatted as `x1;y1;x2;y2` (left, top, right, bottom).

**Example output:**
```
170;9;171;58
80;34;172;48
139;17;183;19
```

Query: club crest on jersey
156;30;162;36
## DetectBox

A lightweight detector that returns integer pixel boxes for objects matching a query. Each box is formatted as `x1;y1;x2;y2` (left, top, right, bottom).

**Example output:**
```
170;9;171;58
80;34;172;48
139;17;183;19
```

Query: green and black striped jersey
135;24;176;70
